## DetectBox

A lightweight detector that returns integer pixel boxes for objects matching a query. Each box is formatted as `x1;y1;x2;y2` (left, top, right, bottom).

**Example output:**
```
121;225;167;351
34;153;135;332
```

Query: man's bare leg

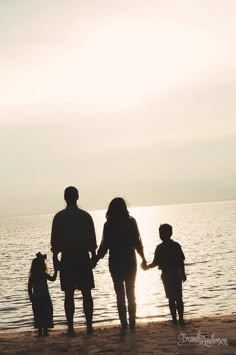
65;289;75;334
81;289;94;334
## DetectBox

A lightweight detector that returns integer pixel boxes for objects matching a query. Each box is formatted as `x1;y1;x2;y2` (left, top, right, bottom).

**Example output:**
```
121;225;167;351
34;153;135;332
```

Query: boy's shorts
161;269;183;299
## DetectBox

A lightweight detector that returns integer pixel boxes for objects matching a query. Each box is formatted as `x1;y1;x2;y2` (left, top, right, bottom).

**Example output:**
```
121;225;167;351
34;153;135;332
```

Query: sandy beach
0;315;235;354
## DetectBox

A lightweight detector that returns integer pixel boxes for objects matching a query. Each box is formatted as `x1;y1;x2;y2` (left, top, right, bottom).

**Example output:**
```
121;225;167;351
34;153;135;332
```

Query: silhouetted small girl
28;252;57;336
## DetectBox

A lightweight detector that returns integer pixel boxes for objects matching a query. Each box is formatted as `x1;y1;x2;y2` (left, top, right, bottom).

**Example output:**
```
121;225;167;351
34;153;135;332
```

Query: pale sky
0;0;236;216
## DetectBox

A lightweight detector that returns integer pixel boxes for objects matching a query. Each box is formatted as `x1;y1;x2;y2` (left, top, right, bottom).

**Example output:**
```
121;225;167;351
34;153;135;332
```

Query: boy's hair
159;223;172;240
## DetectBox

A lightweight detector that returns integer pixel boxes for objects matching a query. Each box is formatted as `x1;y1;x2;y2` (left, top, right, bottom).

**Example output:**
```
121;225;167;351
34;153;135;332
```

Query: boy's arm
143;247;159;270
181;261;187;282
47;270;58;282
178;244;186;281
147;246;159;269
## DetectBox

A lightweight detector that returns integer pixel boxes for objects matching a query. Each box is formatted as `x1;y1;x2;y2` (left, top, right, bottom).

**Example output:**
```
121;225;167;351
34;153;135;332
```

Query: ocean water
0;200;236;331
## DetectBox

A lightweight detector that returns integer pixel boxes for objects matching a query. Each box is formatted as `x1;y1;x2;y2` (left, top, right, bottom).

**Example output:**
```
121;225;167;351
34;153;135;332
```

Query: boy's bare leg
168;298;177;324
176;297;184;325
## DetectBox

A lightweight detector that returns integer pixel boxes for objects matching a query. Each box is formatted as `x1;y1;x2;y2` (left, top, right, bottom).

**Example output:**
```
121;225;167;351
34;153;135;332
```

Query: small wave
0;307;18;312
185;260;210;266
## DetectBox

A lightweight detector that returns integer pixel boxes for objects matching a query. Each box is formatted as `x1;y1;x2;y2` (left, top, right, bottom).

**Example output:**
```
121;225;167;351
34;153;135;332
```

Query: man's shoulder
53;209;67;219
53;208;92;218
77;208;93;219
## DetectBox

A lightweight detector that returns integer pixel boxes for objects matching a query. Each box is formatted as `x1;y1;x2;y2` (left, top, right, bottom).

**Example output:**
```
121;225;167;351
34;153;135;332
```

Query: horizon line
0;198;235;219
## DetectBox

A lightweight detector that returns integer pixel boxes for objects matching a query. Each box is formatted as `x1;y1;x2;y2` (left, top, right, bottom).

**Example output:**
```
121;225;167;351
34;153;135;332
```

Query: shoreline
0;315;235;354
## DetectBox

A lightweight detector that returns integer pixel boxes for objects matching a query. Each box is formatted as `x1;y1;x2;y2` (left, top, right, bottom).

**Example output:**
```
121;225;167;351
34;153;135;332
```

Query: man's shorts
60;253;95;291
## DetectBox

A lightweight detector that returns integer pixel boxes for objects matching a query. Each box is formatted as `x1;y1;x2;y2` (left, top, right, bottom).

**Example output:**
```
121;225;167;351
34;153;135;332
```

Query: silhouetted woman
96;198;147;329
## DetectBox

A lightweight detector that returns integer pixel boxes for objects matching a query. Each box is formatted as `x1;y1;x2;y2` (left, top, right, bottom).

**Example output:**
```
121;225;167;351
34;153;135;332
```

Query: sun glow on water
0;202;236;330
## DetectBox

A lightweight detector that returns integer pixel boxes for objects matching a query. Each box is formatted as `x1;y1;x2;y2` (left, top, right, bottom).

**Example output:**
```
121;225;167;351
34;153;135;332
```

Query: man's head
159;223;173;241
64;186;79;204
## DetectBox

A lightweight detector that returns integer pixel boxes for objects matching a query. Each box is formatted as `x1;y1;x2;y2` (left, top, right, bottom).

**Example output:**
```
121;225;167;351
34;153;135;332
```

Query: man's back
51;205;97;254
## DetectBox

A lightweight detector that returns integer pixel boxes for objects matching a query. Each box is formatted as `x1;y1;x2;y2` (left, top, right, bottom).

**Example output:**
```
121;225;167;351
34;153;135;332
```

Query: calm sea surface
0;200;236;331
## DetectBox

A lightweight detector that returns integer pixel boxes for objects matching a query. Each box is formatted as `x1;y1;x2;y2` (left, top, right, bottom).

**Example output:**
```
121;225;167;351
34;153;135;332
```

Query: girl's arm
46;270;58;282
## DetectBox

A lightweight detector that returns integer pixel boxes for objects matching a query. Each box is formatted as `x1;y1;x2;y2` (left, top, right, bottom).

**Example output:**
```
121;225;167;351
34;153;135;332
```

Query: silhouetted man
51;186;97;334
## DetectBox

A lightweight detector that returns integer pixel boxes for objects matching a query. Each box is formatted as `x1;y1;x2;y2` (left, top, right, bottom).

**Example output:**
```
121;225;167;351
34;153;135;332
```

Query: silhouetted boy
145;224;186;325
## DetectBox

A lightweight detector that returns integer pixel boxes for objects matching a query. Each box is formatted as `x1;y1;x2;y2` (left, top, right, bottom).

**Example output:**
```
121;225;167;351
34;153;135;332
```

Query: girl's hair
106;197;130;220
29;254;48;281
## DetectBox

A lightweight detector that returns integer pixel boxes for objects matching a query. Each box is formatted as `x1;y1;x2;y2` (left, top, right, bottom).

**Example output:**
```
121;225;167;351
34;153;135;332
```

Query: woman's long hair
106;197;130;220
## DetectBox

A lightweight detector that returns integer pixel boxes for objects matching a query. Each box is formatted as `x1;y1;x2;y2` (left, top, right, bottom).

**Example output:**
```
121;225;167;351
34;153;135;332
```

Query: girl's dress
30;275;54;329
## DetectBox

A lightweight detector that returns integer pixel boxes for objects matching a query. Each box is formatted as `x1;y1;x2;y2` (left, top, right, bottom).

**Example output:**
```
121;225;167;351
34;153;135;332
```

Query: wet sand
0;315;235;354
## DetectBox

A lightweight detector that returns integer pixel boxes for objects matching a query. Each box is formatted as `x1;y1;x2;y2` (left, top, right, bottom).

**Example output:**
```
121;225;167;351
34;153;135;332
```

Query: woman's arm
131;218;147;264
137;243;147;269
96;225;109;262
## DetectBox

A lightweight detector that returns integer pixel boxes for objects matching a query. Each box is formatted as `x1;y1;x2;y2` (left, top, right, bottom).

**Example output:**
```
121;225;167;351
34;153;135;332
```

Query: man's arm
28;277;33;302
52;253;61;271
88;214;97;251
50;215;58;253
87;214;97;267
51;215;61;270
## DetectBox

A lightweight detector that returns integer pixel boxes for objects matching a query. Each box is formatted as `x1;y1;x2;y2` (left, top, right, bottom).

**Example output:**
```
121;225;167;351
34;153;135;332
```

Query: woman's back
103;216;140;275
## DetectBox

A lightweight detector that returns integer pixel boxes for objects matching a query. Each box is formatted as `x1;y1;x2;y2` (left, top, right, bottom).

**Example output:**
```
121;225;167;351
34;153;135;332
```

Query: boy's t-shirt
153;239;185;271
